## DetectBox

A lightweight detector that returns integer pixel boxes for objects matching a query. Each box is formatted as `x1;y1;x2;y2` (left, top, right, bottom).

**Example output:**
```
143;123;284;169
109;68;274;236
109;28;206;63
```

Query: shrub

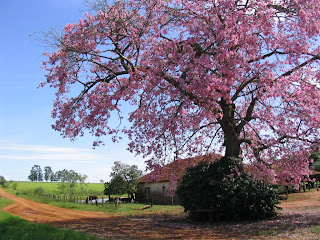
33;187;45;196
176;157;280;222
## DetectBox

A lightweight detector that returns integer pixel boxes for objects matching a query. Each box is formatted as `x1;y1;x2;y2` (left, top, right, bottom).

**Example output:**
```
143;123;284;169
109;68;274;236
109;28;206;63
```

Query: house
136;154;220;205
137;154;320;204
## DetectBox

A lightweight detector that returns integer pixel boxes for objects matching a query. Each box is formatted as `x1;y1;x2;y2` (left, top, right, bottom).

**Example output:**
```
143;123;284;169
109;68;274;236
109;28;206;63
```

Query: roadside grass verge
310;226;320;234
14;193;185;217
0;196;108;240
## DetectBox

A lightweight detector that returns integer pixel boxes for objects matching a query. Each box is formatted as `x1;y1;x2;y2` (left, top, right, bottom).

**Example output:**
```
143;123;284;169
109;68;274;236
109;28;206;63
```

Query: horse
85;195;98;205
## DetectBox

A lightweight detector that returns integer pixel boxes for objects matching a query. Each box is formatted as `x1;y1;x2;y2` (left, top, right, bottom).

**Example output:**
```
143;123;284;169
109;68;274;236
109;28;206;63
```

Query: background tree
57;169;87;196
44;166;53;182
0;176;7;186
50;172;59;182
105;161;142;197
104;175;126;197
41;1;320;188
28;165;43;182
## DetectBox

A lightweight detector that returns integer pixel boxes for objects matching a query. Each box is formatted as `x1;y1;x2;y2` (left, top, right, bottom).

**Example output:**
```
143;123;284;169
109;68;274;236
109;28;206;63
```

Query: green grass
7;181;104;196
0;196;13;209
259;229;279;235
310;226;320;234
0;195;108;240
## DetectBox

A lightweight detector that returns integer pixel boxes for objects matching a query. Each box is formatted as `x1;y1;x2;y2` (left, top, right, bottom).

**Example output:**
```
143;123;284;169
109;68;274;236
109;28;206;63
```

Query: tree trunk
219;99;242;158
224;135;241;158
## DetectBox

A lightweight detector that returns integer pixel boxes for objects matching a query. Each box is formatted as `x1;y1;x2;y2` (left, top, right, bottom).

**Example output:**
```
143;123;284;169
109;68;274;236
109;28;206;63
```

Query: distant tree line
28;165;87;183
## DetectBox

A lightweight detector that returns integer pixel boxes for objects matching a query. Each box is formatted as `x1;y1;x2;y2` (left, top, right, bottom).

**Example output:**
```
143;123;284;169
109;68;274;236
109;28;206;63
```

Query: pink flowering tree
41;0;320;185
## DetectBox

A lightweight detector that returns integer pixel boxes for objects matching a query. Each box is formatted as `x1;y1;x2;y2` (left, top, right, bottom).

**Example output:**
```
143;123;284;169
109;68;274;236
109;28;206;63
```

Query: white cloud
0;140;106;162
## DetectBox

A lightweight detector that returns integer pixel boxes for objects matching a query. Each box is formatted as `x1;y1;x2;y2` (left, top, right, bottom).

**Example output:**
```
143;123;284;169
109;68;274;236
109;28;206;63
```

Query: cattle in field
106;196;134;203
119;197;133;203
85;195;98;206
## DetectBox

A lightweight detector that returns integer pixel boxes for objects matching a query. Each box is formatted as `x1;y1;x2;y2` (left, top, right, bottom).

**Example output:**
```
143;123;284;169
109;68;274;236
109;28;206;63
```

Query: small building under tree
136;154;220;205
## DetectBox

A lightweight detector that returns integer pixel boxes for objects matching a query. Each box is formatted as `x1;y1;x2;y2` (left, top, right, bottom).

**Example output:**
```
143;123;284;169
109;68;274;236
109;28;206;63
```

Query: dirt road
0;188;108;223
1;188;320;240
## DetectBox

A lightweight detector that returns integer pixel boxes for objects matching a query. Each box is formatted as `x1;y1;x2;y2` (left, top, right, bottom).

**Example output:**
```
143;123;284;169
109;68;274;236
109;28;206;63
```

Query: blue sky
0;0;146;182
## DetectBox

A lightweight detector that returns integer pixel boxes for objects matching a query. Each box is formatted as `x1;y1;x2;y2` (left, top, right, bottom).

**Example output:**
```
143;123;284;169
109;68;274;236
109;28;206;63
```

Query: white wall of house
137;181;179;205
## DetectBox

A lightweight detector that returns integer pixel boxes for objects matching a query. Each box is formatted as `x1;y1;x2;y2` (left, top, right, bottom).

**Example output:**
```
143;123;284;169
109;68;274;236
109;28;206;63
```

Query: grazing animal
119;197;133;203
85;195;98;205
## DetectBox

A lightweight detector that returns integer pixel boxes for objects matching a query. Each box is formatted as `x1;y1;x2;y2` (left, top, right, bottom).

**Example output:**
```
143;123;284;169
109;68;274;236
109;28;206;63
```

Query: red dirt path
1;188;320;240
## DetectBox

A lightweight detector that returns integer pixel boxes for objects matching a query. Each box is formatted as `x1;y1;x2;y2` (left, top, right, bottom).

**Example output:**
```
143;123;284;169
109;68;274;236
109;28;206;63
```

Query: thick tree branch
236;97;258;134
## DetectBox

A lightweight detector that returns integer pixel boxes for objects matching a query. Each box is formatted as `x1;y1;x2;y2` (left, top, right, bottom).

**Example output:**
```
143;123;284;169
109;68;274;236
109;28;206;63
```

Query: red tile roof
139;154;221;183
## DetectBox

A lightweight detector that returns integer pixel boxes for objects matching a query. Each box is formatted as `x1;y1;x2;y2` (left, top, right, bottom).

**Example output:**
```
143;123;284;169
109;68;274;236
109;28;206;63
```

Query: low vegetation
177;157;280;221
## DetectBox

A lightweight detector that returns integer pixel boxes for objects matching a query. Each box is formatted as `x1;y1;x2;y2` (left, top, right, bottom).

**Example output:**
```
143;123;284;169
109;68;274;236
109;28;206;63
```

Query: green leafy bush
177;157;280;221
33;187;45;196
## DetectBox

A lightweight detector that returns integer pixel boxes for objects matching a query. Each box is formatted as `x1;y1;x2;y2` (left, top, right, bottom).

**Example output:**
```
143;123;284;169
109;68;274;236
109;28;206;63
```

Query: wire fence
41;193;108;205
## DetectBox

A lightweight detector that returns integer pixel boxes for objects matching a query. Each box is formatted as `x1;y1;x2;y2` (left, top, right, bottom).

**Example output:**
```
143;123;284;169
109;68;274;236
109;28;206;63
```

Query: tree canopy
41;0;320;185
0;176;7;186
105;161;142;196
28;165;43;182
44;166;53;182
56;169;88;195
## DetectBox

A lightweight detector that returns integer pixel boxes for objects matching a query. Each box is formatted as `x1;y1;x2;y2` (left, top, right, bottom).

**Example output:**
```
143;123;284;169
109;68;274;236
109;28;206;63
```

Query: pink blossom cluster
41;0;320;184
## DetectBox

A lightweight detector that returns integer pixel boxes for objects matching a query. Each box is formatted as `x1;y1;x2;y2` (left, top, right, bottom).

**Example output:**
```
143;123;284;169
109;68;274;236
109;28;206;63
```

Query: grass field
6;181;104;196
0;195;108;240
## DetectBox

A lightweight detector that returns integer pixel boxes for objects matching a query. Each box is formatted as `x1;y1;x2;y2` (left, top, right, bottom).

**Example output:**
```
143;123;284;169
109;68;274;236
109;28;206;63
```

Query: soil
279;190;320;209
1;188;320;240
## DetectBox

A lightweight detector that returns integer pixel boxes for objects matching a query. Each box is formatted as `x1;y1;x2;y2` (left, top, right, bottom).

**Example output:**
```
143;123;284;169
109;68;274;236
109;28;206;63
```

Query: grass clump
310;226;320;234
0;217;99;240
